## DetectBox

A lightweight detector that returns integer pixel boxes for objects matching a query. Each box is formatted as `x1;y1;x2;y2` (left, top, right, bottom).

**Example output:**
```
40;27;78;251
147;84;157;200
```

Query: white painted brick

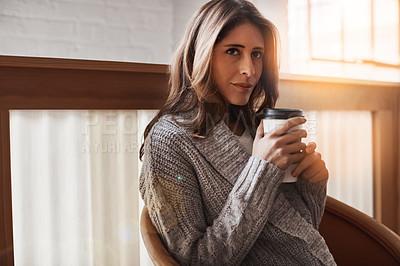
0;15;75;41
72;43;113;60
105;26;131;45
0;36;77;59
54;2;107;24
55;0;107;4
0;15;25;36
105;7;150;27
7;2;57;20
105;7;172;31
37;40;76;58
20;17;75;41
75;23;106;43
128;28;170;47
0;0;199;63
0;36;41;56
106;45;155;62
0;1;26;17
171;0;207;47
104;0;170;11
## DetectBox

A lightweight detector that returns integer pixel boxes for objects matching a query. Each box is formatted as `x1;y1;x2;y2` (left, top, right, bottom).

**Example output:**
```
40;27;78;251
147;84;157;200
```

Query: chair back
140;205;179;266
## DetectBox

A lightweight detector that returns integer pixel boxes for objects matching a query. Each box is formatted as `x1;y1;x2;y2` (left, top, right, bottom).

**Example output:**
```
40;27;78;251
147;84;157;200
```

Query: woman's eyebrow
223;44;264;50
224;44;245;48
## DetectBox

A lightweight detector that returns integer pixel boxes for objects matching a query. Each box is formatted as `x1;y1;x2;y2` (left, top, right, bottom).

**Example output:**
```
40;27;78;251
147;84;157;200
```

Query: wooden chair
140;196;400;265
319;196;400;265
140;205;179;266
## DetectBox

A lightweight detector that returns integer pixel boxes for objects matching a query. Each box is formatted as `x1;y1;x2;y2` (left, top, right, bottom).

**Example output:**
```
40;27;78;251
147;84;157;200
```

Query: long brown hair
140;0;280;160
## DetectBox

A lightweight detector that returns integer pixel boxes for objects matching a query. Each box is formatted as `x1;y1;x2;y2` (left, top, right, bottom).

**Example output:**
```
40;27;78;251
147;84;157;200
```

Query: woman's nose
240;56;256;77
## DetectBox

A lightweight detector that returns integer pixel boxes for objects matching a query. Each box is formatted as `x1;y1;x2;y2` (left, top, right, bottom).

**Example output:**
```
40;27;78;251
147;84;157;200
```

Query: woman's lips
232;82;253;90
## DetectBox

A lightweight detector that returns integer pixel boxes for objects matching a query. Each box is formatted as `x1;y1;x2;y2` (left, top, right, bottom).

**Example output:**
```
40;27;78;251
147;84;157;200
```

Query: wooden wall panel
0;67;168;109
372;111;398;230
0;56;169;110
396;92;400;234
0;110;13;266
277;77;397;111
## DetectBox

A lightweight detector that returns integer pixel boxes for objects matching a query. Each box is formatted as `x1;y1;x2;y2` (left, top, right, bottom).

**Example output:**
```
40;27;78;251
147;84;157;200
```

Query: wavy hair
140;0;280;160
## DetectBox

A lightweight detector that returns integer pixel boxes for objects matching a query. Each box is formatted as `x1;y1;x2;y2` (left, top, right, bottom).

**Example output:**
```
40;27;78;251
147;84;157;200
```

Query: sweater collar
190;118;252;186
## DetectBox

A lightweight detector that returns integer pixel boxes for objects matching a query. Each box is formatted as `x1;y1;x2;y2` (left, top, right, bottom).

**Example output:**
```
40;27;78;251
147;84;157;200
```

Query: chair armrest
319;196;400;265
140;205;180;266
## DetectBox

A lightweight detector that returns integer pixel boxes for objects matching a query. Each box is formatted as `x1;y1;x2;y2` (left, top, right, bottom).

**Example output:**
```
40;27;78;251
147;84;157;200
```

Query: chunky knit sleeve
296;178;328;229
139;120;284;265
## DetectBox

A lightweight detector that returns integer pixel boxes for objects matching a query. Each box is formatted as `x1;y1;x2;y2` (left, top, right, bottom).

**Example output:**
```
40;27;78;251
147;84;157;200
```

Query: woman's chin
231;100;249;106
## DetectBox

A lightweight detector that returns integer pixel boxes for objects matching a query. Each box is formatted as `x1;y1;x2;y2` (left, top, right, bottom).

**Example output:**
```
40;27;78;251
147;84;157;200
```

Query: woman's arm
292;145;329;229
139;121;284;265
296;178;327;229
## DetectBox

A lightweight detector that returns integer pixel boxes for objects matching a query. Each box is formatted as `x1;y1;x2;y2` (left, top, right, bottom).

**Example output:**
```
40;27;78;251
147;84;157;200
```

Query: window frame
306;0;400;68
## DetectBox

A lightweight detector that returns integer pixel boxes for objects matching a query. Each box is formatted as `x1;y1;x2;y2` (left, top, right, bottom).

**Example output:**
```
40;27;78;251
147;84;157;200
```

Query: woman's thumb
255;120;264;140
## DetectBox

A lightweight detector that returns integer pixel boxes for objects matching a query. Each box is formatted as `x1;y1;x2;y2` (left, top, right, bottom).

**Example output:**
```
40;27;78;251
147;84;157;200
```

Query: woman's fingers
305;142;317;154
291;152;321;177
285;142;307;154
275;152;305;169
273;117;306;136
255;117;328;181
308;168;329;183
278;129;307;144
301;158;324;177
288;152;306;165
292;151;329;182
255;119;264;140
253;118;315;171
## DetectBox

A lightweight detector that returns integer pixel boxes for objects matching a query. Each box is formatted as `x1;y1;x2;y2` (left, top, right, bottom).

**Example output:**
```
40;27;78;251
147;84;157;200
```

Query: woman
139;0;335;265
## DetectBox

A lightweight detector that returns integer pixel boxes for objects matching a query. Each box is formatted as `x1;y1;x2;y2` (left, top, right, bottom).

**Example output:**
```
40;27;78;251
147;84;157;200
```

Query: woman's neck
226;116;245;136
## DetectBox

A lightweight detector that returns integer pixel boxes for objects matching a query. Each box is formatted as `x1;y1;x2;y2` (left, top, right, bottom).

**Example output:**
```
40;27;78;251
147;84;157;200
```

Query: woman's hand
291;142;329;183
252;117;307;170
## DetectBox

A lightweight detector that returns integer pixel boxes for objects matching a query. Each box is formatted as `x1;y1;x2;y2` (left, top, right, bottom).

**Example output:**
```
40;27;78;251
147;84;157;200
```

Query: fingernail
292;171;297;177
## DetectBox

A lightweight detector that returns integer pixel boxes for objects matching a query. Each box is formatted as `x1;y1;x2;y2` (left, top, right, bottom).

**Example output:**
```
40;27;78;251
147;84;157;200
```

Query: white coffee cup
262;108;304;183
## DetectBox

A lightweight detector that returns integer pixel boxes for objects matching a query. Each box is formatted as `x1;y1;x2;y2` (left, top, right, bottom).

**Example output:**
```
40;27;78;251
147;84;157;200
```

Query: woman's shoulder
148;112;193;144
143;113;196;164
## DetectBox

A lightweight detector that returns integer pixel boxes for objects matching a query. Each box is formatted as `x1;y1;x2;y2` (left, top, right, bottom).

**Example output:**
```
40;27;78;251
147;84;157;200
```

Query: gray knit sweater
139;112;336;265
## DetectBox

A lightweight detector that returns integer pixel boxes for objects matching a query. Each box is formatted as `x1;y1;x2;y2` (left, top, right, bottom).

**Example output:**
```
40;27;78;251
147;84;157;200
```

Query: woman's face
211;23;264;106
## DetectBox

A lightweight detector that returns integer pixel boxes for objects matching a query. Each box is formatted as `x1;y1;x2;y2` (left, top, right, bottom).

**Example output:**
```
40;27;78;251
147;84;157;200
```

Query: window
288;0;400;81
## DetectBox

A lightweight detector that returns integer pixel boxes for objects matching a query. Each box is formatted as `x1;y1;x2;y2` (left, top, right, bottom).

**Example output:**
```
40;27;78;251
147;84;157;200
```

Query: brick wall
0;0;206;64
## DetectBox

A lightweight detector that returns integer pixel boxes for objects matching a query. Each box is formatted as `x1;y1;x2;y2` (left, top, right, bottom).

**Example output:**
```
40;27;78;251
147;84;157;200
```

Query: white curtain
10;110;157;266
318;111;373;216
303;110;373;216
136;110;159;266
10;109;373;265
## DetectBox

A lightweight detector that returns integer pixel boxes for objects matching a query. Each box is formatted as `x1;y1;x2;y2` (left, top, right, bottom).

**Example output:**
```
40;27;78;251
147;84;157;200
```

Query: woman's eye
252;51;263;59
226;48;239;55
